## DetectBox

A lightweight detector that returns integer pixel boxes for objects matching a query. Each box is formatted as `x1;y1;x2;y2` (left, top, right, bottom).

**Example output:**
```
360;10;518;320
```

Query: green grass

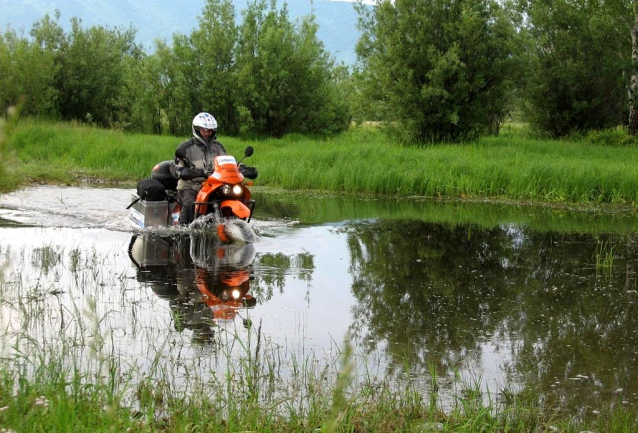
1;332;635;432
5;119;638;207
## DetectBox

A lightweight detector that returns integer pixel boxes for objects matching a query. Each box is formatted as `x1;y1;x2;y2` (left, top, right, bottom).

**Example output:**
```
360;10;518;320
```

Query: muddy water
1;185;638;417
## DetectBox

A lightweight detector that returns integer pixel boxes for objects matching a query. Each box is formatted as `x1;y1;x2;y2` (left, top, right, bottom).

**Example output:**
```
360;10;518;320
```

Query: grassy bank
1;331;634;432
3;120;638;206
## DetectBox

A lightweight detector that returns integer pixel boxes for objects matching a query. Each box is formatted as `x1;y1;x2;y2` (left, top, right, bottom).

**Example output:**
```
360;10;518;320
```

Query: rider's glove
205;162;214;176
239;164;258;180
176;167;206;180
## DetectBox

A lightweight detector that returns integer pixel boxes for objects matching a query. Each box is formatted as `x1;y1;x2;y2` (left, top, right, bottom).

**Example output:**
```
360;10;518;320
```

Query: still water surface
1;185;638;417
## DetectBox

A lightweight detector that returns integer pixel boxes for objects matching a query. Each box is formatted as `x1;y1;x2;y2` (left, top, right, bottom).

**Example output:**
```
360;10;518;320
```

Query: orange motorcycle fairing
193;188;214;215
211;156;245;184
191;153;254;220
220;269;250;287
220;200;251;219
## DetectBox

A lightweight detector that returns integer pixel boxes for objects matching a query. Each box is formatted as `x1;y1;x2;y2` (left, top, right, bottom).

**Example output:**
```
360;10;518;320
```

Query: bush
580;128;638;147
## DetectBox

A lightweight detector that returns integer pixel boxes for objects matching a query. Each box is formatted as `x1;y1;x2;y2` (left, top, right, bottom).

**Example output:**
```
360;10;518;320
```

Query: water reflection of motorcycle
195;268;256;321
128;232;257;343
128;146;257;243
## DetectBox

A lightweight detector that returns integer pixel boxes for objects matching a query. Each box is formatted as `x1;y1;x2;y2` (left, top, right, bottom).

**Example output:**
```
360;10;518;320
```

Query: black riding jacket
173;137;227;191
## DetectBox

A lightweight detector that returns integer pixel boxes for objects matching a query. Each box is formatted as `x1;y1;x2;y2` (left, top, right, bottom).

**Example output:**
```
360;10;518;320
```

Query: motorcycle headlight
232;289;241;299
221;184;231;195
232;185;243;196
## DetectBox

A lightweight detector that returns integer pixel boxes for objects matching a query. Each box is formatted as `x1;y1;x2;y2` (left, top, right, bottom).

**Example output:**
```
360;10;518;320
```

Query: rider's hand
239;164;258;180
177;167;206;180
205;163;214;175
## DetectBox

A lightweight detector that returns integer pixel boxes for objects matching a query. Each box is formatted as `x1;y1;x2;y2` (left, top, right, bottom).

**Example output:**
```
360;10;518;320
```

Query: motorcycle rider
173;112;227;225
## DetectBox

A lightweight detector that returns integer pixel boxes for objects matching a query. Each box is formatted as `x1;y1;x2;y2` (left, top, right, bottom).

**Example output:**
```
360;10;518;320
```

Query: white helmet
192;112;218;144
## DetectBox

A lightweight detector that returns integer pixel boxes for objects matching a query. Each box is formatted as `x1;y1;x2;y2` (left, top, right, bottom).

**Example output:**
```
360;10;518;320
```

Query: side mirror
244;146;254;158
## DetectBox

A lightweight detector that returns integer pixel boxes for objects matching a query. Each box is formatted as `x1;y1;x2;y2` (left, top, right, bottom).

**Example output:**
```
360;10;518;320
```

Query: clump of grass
0;120;5;184
5;119;180;185
595;239;617;275
250;129;638;205
0;345;632;431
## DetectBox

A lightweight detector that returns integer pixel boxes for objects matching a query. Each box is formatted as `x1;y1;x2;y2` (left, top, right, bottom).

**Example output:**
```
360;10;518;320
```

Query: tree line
1;0;637;144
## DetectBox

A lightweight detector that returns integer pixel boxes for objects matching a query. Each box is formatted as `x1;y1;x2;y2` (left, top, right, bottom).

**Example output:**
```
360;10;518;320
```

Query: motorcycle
129;146;257;243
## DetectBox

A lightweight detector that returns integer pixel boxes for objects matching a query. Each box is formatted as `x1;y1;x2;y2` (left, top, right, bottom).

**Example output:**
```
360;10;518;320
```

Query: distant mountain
0;0;364;64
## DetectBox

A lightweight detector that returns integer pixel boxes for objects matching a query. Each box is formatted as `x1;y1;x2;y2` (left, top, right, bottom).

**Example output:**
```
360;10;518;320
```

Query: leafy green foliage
578;127;638;147
0;0;350;137
235;0;350;137
355;0;519;143
0;117;6;188
6;0;638;141
55;19;141;127
190;0;240;133
517;0;630;137
0;24;58;118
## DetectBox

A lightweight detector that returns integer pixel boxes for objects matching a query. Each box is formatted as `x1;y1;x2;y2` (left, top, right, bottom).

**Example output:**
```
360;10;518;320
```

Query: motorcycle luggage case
151;161;178;190
129;193;176;228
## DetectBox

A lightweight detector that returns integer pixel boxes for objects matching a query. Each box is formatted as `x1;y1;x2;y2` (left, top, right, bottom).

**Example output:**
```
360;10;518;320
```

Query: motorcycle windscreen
220;200;251;219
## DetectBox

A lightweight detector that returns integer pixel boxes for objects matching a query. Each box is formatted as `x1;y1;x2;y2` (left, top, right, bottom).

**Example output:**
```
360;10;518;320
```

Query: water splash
189;213;258;244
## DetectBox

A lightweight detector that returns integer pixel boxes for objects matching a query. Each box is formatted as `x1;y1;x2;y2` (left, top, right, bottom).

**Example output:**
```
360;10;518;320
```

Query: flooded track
1;185;638;418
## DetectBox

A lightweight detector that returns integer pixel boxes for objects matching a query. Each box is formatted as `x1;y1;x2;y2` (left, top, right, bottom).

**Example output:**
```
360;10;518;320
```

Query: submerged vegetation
0;293;634;432
4;120;638;208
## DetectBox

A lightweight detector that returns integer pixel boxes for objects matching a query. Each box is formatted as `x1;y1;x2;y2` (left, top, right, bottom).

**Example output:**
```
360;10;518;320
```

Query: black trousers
177;189;198;225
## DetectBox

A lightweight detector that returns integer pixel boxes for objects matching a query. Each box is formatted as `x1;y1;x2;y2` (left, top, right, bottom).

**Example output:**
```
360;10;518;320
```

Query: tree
586;0;638;135
0;13;60;119
629;3;638;134
55;18;141;127
518;0;630;137
154;35;199;136
601;0;638;135
190;0;240;134
236;0;349;136
1;1;351;137
355;0;518;143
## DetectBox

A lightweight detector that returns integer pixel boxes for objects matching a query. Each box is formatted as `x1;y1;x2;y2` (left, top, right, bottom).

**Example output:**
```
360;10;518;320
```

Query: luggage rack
129;193;177;228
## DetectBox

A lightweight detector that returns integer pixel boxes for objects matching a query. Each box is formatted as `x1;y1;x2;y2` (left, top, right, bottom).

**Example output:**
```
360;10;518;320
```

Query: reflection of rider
174;267;217;343
173;112;227;225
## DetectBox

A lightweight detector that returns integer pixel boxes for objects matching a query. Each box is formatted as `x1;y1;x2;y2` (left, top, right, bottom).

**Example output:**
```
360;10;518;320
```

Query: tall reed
6;120;638;206
1;287;635;431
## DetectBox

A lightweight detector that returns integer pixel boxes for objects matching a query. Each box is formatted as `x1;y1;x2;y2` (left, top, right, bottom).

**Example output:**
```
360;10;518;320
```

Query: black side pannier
136;178;166;201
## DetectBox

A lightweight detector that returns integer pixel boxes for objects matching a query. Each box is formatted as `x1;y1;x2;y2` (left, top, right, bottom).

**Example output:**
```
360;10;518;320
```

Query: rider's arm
176;166;206;180
173;141;206;180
